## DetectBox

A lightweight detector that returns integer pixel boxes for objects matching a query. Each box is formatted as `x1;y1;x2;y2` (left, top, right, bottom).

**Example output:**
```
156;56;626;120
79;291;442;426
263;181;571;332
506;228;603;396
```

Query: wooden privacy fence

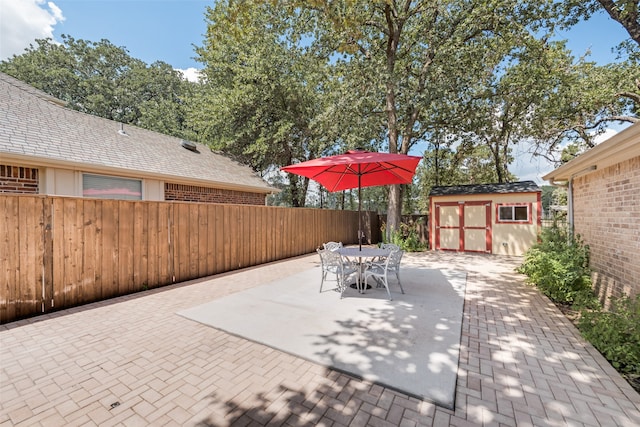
1;195;361;324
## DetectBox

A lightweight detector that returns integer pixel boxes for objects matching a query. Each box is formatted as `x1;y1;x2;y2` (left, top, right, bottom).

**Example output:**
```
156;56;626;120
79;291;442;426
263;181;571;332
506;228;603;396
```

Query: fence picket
0;194;364;323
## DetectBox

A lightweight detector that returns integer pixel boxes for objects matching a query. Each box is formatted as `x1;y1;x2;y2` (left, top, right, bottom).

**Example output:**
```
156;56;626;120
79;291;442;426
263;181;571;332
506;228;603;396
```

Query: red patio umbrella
281;150;422;249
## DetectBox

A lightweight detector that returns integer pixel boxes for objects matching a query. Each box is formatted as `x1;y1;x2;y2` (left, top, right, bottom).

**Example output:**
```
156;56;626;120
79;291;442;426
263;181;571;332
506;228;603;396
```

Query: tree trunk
387;184;401;240
597;0;640;46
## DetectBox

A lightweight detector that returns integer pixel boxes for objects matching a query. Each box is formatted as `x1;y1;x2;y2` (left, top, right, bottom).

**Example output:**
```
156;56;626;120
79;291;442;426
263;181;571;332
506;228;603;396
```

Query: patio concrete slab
177;266;466;409
1;251;639;426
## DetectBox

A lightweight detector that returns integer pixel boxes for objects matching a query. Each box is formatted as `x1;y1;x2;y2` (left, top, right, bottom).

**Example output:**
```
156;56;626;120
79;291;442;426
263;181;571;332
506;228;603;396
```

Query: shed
542;122;640;300
0;72;275;205
429;181;541;256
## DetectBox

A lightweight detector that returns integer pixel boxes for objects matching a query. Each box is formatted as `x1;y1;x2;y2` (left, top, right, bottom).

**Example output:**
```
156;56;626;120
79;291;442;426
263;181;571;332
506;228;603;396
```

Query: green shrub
517;226;593;306
381;221;427;252
578;295;640;378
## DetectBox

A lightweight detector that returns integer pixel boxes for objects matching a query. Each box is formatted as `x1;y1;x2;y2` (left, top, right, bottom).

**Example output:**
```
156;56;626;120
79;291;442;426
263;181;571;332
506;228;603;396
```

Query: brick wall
0;164;39;193
573;156;640;303
164;183;266;205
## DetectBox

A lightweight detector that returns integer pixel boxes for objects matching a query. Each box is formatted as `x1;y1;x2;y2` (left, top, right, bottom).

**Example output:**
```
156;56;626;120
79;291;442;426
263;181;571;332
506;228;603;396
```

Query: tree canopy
2;1;639;222
0;35;195;140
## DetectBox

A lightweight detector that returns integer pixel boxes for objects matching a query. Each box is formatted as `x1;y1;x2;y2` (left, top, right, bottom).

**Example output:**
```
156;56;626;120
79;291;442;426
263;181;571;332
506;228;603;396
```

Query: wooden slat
277;208;285;260
224;204;232;270
230;205;240;270
263;207;272;263
16;197;39;317
198;204;209;276
42;198;54;313
0;196;18;323
249;206;257;266
62;198;80;307
189;204;199;279
100;200;118;299
51;198;63;309
158;203;172;285
287;208;294;257
256;206;265;264
147;202;159;288
1;194;373;324
206;204;216;275
241;206;250;268
172;203;187;282
133;201;149;291
82;199;98;304
72;199;84;305
118;201;134;295
214;204;224;275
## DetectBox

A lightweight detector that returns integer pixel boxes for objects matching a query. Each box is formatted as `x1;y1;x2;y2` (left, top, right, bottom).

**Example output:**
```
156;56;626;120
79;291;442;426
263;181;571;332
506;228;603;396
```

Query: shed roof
0;72;275;194
430;181;540;196
542;122;640;183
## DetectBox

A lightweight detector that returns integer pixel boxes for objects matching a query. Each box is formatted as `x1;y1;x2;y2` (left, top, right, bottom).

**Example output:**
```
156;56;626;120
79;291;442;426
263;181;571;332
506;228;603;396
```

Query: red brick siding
164;183;266;205
0;164;39;194
573;156;640;302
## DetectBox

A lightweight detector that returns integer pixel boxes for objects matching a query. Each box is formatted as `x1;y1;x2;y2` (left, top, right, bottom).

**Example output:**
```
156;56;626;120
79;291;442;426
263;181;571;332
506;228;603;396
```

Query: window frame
495;203;532;224
82;173;143;200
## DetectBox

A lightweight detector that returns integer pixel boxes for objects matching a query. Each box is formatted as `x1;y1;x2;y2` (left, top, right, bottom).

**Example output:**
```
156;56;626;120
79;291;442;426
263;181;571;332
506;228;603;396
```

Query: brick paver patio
1;252;639;426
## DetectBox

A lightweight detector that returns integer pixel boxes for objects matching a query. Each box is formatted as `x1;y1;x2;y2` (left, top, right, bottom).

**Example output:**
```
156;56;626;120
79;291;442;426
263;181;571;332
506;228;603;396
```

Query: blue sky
1;1;632;73
49;0;210;70
0;0;634;182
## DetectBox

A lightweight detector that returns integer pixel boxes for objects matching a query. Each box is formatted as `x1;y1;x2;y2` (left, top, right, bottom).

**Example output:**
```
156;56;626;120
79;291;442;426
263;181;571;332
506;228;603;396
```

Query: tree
296;1;560;237
189;2;337;207
524;55;640;164
559;1;640;48
0;35;193;139
546;1;640;157
437;37;582;182
416;143;514;213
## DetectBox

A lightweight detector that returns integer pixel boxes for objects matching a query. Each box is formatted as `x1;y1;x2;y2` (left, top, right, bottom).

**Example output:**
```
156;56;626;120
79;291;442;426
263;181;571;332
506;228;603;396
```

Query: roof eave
542;122;640;183
2;152;279;195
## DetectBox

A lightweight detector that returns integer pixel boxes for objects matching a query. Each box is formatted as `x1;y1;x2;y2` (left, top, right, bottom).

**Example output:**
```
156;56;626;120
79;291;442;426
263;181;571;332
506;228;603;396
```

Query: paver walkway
1;252;639;426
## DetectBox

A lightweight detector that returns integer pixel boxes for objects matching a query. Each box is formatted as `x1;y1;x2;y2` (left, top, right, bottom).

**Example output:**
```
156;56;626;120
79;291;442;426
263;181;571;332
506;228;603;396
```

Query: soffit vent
180;139;199;152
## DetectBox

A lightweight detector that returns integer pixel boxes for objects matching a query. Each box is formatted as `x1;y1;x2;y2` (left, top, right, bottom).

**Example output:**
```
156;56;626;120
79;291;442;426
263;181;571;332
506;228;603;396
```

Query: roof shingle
430;181;540;196
0;72;274;194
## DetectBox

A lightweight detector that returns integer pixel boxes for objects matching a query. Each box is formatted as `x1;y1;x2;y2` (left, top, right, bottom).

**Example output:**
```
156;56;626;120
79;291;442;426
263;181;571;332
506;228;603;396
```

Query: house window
83;174;142;200
497;204;530;223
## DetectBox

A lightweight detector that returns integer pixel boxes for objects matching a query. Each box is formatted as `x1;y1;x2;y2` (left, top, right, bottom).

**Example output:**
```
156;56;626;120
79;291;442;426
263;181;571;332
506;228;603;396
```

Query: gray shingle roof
430;181;540;196
0;72;275;194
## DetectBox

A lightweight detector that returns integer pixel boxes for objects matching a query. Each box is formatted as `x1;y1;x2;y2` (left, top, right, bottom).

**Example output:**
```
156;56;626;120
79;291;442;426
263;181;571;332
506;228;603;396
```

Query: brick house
542;123;640;301
0;72;275;204
429;181;542;256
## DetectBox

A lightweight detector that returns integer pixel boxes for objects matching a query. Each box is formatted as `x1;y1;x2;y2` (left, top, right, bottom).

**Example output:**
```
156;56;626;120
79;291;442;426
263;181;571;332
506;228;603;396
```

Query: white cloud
511;144;554;185
511;127;623;185
177;67;201;83
593;127;618;144
0;0;64;60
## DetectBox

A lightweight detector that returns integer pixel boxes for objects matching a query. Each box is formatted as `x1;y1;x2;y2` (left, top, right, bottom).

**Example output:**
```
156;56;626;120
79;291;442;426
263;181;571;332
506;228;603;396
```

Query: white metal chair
317;248;358;298
380;243;401;252
323;241;343;251
376;243;400;263
363;249;405;300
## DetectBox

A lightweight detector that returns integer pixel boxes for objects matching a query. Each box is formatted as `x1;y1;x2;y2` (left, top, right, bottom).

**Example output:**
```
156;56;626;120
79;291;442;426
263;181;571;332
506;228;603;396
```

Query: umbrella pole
358;174;362;251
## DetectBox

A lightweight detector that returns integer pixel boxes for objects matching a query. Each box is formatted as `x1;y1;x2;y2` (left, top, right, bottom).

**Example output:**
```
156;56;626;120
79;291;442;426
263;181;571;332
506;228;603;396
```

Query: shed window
83;174;142;200
497;204;530;222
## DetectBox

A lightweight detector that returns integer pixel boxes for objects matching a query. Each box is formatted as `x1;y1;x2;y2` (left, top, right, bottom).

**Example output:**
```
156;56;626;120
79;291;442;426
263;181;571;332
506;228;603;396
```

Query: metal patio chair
317;248;358;298
323;241;343;251
363;249;405;300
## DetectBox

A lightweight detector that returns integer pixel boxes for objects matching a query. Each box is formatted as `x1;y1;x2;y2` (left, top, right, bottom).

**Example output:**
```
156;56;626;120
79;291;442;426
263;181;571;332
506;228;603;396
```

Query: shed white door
435;201;492;253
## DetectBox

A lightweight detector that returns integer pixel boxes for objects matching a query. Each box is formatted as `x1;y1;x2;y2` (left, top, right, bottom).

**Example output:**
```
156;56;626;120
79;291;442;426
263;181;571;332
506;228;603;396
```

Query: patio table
337;247;390;293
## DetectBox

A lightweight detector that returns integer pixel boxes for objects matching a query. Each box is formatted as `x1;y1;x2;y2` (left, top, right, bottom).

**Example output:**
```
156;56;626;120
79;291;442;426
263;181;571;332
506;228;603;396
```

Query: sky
0;0;635;183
